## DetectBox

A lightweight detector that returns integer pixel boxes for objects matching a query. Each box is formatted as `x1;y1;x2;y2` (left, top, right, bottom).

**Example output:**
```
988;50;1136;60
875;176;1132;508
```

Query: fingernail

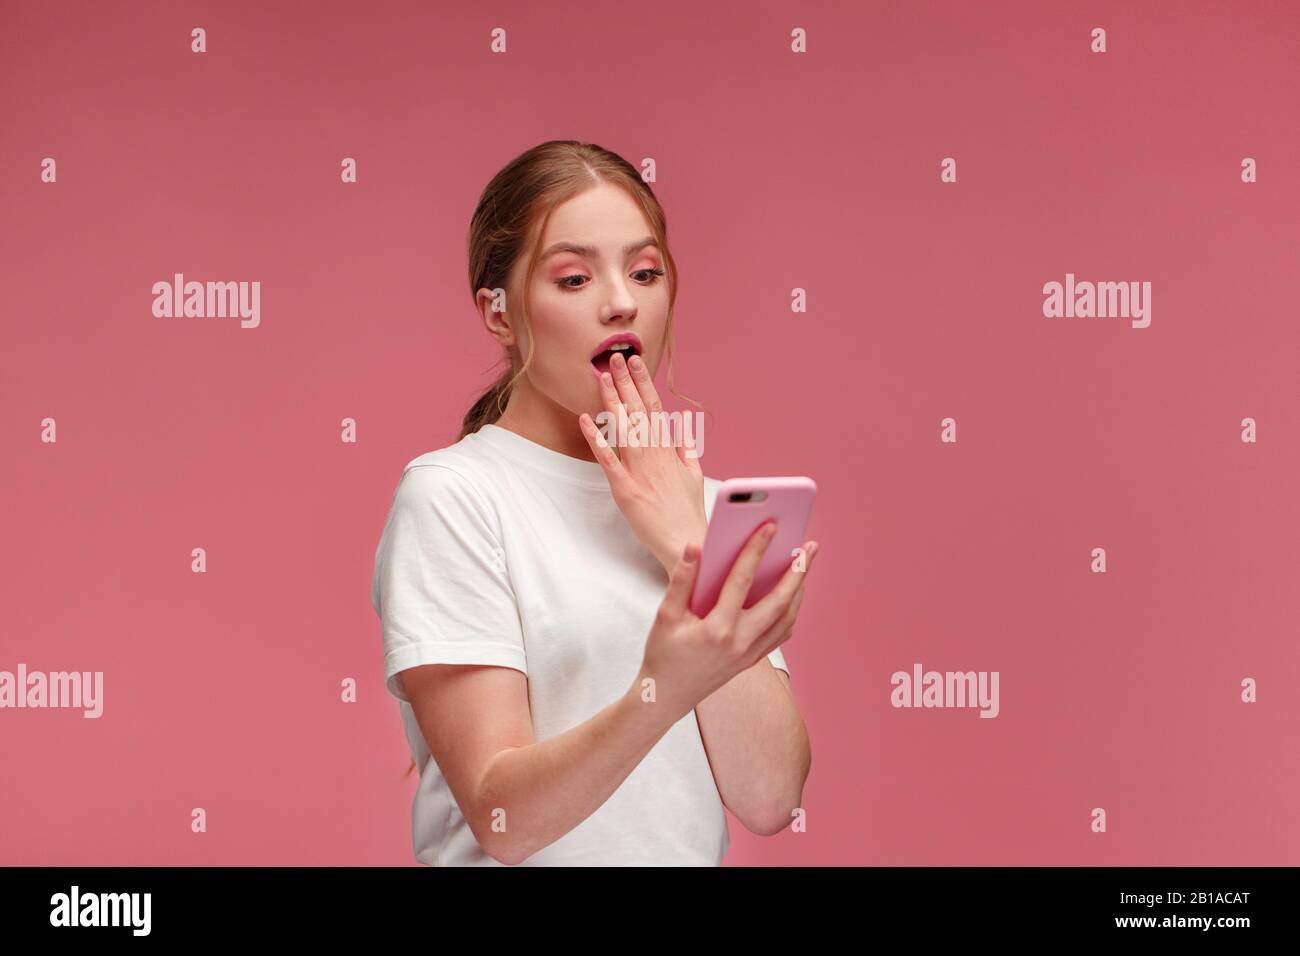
602;372;613;386
612;351;625;367
628;354;643;371
764;522;778;537
808;542;819;558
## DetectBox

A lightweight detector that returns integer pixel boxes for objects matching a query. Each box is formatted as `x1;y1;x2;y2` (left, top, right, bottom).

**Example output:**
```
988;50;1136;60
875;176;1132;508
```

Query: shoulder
703;475;724;519
389;438;499;521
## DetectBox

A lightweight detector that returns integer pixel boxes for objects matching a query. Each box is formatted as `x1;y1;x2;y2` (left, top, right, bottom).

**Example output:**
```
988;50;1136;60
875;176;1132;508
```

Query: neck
493;378;598;463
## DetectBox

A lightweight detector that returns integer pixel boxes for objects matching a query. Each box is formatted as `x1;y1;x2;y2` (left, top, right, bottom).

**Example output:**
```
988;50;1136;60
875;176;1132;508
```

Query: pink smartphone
688;477;817;617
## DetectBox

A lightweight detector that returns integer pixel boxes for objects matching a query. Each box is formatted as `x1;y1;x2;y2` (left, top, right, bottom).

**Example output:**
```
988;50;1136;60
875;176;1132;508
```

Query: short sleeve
702;476;789;677
371;463;527;703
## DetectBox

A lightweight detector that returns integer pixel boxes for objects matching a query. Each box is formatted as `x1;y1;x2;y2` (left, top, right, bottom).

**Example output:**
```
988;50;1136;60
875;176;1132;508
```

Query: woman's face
491;182;671;420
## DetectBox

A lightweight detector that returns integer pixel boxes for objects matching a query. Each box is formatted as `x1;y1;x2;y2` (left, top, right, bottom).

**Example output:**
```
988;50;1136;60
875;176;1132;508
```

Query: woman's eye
557;268;664;290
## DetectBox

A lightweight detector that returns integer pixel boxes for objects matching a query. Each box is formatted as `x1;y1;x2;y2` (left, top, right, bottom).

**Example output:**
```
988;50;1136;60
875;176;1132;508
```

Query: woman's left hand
578;351;708;576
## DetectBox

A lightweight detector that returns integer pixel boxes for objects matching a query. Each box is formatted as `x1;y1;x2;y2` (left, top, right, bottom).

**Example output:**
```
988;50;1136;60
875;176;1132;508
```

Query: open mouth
590;341;640;376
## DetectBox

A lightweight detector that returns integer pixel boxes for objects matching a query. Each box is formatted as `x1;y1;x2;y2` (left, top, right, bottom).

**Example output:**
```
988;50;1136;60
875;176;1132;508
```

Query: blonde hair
403;140;702;780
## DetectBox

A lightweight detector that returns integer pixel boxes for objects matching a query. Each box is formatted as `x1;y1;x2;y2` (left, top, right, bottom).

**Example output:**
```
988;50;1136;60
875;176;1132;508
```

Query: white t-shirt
370;423;788;866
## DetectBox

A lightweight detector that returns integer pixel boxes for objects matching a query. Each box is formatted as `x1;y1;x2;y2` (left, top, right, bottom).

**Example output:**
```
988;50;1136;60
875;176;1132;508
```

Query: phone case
688;476;817;617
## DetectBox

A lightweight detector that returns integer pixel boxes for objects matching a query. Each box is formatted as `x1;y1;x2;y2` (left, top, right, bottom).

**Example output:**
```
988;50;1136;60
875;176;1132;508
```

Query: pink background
2;0;1297;865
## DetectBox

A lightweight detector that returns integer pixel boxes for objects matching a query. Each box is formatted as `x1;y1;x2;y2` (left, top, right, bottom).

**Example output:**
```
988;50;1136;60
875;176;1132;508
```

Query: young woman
370;141;818;866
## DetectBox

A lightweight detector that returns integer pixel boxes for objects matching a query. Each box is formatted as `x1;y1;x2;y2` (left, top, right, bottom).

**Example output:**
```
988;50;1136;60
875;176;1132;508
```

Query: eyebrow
539;236;658;261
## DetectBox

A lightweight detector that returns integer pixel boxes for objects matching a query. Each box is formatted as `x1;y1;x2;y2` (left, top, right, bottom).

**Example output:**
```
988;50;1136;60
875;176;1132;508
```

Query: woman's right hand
637;521;819;719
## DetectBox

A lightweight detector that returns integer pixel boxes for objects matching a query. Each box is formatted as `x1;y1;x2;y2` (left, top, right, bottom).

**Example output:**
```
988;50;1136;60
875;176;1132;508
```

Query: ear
476;287;515;348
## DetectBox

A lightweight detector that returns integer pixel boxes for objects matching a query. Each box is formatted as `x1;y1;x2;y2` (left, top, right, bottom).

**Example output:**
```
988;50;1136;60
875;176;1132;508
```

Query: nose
598;272;638;324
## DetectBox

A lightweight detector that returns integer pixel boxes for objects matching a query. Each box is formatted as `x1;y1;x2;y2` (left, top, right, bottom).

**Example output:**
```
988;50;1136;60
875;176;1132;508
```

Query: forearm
694;657;810;834
470;669;684;865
